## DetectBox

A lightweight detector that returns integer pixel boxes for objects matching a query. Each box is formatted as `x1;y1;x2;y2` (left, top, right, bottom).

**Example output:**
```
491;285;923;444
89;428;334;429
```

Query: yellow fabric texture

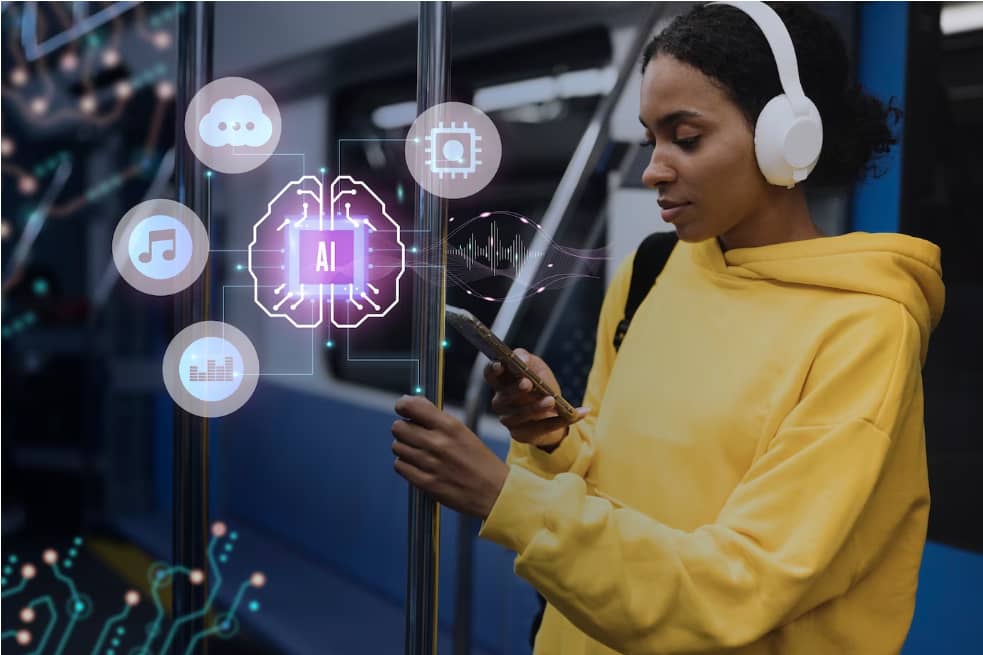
479;232;945;655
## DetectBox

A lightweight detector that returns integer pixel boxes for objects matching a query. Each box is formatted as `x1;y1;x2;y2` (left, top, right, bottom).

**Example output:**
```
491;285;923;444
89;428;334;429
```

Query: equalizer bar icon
189;356;234;382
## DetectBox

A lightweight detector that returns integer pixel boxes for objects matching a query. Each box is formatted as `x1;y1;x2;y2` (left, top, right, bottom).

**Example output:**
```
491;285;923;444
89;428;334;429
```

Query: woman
391;3;945;653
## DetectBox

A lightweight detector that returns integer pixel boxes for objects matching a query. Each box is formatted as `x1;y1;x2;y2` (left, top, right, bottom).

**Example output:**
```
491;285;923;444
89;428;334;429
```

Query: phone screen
445;305;579;422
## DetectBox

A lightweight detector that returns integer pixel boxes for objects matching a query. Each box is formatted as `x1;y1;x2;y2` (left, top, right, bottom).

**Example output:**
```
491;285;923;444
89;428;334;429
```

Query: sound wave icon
448;221;544;276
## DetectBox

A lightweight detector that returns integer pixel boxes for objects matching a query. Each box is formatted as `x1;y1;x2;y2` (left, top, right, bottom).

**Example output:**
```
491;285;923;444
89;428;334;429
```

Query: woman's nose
641;156;676;189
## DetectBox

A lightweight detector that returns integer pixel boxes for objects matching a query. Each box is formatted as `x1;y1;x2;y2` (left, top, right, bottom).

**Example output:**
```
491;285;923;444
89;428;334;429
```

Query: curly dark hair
641;2;901;187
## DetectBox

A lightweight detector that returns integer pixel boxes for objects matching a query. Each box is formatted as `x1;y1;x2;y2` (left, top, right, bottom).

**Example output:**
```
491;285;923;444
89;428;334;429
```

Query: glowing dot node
16;630;31;645
250;572;266;588
60;52;79;72
21;564;36;579
114;81;133;100
152;31;172;49
1;137;14;157
155;81;175;100
30;98;48;116
20;607;35;623
102;49;120;67
11;67;28;86
189;569;204;585
42;550;57;566
211;521;228;537
125;590;140;606
79;94;97;114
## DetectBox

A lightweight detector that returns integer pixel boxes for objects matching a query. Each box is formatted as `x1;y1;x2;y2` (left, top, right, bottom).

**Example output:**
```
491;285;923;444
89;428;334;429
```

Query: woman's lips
660;203;690;222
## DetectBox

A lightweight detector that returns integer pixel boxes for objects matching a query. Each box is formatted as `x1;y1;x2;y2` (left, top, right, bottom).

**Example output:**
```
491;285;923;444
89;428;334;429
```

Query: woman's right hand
484;348;589;449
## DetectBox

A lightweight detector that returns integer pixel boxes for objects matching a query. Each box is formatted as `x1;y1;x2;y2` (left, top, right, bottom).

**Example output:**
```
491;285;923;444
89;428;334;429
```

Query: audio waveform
448;221;544;276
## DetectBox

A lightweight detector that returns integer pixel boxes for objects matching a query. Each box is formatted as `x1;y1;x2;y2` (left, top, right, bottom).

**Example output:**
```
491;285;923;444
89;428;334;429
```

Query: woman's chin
671;221;705;243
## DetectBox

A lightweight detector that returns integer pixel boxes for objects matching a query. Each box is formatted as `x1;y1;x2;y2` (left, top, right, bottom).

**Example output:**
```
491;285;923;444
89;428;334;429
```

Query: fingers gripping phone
445;305;580;422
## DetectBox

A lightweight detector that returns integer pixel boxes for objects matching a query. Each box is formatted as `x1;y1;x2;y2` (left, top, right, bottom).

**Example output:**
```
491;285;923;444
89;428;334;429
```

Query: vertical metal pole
173;3;213;655
406;3;450;655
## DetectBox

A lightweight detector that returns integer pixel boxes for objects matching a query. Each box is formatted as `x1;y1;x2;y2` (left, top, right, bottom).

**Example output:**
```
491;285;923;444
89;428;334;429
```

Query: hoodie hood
691;232;945;363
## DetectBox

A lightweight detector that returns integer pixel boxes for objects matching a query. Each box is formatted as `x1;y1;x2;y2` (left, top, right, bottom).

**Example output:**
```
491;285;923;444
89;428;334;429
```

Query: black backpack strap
612;231;678;352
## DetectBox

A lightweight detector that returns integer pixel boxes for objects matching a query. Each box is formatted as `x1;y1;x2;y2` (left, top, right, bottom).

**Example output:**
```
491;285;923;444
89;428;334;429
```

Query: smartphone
445;305;581;423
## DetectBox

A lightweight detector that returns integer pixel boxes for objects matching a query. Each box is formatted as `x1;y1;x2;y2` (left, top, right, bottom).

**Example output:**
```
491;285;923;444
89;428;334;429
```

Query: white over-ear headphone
710;1;823;188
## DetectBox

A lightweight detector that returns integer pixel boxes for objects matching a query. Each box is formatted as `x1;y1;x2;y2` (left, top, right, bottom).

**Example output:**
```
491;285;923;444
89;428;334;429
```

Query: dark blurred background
1;2;981;654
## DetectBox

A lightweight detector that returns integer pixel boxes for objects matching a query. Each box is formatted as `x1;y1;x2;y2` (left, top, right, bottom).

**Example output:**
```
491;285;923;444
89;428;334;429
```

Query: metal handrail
406;4;451;655
453;6;668;654
461;4;665;429
173;4;213;655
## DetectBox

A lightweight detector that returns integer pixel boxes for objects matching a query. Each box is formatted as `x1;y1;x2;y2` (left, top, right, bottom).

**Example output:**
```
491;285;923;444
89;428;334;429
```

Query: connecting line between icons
230;150;306;176
204;171;281;253
344;328;421;389
336;138;406;177
221;285;316;376
373;265;443;270
242;326;315;377
342;294;421;389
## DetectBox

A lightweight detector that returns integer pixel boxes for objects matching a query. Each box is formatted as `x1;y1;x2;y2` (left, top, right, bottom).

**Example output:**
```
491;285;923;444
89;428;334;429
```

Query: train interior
2;2;982;653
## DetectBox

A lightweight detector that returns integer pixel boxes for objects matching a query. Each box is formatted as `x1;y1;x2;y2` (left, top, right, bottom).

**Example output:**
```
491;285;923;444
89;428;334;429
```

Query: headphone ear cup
754;94;823;187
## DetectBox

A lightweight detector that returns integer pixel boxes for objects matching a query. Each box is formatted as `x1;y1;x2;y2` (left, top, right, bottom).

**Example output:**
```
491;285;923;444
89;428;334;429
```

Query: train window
902;3;983;552
327;18;617;405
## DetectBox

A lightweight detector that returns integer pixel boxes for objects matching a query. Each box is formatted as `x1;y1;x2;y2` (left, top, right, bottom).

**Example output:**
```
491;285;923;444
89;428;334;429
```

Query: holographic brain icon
248;175;406;329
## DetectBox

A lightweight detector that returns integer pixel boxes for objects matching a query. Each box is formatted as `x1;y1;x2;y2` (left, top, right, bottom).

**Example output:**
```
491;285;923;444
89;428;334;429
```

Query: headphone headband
709;2;810;115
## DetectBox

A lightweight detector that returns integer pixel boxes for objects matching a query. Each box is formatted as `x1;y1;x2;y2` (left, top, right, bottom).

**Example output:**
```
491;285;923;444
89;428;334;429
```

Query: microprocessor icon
425;121;482;179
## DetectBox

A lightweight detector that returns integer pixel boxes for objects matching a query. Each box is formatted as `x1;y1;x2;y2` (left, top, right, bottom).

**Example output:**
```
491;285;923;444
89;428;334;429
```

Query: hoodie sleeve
478;302;922;653
504;255;635;479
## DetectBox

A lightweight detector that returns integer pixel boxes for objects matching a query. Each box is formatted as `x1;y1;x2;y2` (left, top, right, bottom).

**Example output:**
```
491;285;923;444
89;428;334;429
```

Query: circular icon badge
405;102;502;199
162;321;259;418
185;77;282;174
112;199;209;296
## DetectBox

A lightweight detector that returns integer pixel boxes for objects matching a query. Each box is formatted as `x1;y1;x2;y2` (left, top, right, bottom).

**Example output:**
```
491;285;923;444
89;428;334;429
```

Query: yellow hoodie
479;232;945;655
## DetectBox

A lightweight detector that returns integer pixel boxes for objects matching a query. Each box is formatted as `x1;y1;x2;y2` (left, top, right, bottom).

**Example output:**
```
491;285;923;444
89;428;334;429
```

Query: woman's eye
639;139;655;149
674;136;700;150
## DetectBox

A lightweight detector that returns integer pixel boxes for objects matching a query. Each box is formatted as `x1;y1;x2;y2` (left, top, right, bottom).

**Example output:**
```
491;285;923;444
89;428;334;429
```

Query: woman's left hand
392;395;509;519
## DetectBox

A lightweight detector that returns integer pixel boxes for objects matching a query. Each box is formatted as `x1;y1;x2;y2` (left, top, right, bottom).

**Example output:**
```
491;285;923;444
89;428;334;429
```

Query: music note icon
138;228;177;263
118;203;205;292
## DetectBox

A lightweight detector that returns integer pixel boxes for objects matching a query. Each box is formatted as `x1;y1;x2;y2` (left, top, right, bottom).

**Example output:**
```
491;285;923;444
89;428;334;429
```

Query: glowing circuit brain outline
247;175;406;329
